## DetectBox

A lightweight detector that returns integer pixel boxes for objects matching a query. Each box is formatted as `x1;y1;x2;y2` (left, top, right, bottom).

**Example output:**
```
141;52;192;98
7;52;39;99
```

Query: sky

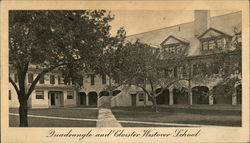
109;10;240;36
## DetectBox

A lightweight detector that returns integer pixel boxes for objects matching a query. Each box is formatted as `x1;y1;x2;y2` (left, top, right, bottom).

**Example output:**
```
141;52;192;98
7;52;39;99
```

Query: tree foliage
9;10;117;126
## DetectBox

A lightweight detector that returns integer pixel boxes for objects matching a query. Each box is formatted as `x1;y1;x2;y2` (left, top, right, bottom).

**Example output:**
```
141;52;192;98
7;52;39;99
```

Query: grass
111;106;242;127
9;115;96;127
9;107;98;119
9;107;98;127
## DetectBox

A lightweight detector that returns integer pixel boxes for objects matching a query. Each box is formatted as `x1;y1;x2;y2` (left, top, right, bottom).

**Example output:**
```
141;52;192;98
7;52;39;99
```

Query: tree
114;40;187;112
9;10;116;126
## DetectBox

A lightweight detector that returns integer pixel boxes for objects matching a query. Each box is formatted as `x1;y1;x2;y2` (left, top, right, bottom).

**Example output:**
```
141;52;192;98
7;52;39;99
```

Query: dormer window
201;38;226;51
199;27;232;51
160;35;189;56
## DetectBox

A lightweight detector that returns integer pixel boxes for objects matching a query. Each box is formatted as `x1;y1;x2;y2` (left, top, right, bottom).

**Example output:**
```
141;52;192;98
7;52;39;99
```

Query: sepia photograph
1;0;249;143
8;9;242;128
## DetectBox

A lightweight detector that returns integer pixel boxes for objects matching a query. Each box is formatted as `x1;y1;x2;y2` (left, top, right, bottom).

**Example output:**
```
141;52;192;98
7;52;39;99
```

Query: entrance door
131;94;136;106
79;93;86;105
50;93;56;106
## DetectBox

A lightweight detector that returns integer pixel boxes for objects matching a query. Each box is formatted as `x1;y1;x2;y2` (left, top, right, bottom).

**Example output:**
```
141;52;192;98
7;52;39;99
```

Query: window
67;91;74;99
28;73;33;83
216;39;223;48
14;74;18;83
90;74;95;85
211;63;219;74
36;90;44;99
202;41;208;50
208;40;216;49
50;75;55;84
138;93;144;101
9;90;11;100
174;66;178;77
39;75;44;84
58;76;61;84
193;64;198;75
102;74;106;84
182;66;187;77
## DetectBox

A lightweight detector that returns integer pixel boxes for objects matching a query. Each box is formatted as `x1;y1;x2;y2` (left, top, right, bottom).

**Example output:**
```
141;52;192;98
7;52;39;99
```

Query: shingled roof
126;11;241;56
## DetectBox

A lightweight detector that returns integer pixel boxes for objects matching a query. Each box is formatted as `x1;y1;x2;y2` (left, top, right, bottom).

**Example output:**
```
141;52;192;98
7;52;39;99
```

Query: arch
212;84;232;104
112;90;121;96
236;84;242;104
156;89;169;105
78;92;86;105
173;88;188;104
192;86;209;104
88;91;98;106
99;91;109;97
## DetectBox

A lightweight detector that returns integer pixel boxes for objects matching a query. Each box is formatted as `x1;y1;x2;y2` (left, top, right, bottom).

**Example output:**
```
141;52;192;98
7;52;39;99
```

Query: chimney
194;10;210;37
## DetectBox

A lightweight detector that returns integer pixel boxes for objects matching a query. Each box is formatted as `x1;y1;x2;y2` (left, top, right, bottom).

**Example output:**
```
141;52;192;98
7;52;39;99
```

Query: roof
126;11;241;56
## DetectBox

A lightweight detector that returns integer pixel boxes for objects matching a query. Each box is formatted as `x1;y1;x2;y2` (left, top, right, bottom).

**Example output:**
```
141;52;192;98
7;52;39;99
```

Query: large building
9;10;242;108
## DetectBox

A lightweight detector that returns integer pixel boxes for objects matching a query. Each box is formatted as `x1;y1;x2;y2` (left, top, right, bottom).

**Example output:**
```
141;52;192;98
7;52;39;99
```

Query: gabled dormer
160;35;189;56
198;27;232;52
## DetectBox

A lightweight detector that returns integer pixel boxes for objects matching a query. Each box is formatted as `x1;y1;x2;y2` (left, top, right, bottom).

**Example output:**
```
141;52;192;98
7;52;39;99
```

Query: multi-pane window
90;74;95;85
200;63;208;75
193;64;198;75
50;75;55;84
208;40;216;49
182;66;187;77
58;76;61;84
28;73;33;83
202;37;226;50
67;91;74;99
202;41;208;50
9;90;11;100
36;90;44;99
216;39;223;48
102;74;106;84
39;75;44;84
211;63;219;74
138;93;144;101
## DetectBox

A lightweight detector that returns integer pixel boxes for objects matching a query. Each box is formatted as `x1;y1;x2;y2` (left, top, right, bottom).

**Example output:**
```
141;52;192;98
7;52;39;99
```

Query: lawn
111;106;242;127
9;107;98;127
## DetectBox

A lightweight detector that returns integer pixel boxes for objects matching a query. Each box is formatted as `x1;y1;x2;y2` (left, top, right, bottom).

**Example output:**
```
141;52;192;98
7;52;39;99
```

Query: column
169;89;173;105
189;91;192;105
86;94;89;106
209;95;213;105
232;89;237;105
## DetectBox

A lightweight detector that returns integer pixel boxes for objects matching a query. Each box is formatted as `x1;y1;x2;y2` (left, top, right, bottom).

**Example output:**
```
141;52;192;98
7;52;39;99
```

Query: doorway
50;93;56;106
131;94;137;106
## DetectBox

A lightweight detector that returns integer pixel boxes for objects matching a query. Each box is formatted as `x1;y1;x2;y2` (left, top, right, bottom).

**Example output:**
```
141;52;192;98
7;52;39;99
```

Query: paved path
96;108;122;127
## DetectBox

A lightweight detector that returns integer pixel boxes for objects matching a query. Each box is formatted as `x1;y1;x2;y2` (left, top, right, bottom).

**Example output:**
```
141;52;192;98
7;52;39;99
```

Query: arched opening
236;85;242;104
99;91;109;98
173;88;188;104
156;89;169;105
78;92;86;105
192;86;209;104
112;90;121;96
212;84;232;104
88;92;98;106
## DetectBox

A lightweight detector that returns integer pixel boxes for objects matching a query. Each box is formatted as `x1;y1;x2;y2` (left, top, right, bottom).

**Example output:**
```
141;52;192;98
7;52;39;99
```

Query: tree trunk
19;98;28;127
152;94;158;112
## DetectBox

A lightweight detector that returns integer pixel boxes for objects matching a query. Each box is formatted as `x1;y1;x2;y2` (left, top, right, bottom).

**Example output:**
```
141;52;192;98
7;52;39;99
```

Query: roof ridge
126;11;241;37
